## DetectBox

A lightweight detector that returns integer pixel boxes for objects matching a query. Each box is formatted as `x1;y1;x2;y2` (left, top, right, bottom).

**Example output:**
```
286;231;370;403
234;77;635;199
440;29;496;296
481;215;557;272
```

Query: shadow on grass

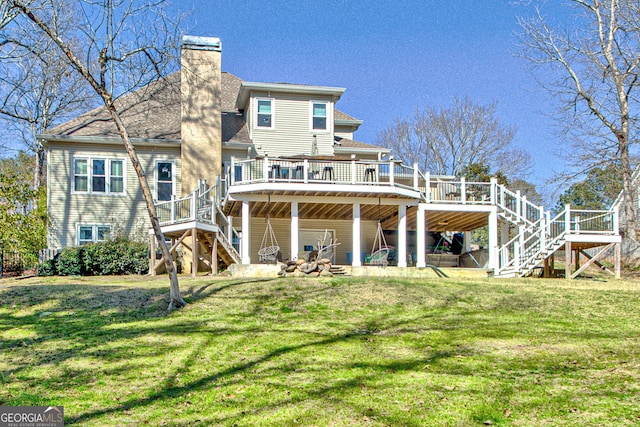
2;277;639;425
0;279;269;378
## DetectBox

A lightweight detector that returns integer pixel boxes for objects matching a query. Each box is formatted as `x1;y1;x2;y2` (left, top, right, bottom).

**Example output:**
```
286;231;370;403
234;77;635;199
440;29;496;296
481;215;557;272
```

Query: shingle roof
46;72;182;140
334;109;359;121
334;136;389;151
43;71;362;148
45;72;245;142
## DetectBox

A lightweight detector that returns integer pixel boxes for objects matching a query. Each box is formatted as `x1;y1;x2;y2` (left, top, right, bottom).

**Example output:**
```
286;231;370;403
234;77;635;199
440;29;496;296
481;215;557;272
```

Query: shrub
37;259;57;276
82;237;148;275
55;246;84;276
48;238;148;276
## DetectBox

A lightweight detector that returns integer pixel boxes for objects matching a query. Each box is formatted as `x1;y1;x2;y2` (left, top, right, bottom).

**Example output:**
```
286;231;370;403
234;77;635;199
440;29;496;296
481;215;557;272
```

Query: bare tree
377;96;531;178
0;1;20;30
6;0;186;309
518;0;640;241
0;10;95;186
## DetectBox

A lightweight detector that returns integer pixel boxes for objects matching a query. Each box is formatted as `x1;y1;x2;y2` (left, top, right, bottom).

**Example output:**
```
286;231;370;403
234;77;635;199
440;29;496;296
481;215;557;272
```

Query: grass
1;274;639;426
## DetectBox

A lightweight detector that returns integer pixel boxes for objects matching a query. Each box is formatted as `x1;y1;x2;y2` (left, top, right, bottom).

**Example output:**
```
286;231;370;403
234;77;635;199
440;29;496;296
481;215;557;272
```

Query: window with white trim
311;102;328;131
77;224;112;245
256;98;274;129
156;161;174;201
73;157;125;194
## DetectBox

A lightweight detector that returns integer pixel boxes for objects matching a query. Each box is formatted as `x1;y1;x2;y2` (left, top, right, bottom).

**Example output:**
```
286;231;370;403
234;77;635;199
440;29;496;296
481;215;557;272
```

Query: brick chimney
180;35;222;193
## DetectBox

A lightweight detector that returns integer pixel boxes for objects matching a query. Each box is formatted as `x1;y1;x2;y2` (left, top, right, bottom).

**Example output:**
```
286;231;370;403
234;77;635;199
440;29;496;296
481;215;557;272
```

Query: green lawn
1;275;639;426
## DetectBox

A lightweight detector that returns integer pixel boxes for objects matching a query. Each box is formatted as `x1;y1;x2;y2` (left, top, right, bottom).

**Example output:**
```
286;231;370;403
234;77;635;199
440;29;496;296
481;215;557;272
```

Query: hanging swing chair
258;197;280;263
369;200;390;267
258;215;280;263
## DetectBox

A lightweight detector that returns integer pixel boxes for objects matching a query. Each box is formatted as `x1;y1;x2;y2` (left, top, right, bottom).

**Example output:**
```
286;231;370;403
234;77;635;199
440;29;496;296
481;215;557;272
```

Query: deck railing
229;157;506;207
230;157;425;191
497;205;618;276
496;186;543;225
155;180;215;226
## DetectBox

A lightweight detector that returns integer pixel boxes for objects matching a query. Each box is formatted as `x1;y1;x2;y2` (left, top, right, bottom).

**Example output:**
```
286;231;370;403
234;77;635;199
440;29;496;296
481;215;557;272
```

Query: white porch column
416;205;426;268
291;201;299;261
241;200;251;264
352;202;362;266
397;204;407;267
488;207;498;272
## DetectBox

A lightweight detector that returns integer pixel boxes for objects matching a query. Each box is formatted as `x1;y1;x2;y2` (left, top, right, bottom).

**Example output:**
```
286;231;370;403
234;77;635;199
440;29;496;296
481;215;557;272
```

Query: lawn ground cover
1;275;639;426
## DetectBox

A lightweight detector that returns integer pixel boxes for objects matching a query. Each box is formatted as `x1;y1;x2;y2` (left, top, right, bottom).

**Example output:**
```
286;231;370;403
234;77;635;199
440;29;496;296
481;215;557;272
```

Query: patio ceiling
223;189;492;232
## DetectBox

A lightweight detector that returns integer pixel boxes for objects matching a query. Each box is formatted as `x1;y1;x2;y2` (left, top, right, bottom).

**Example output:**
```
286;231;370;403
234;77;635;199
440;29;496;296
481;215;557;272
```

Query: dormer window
311;102;327;131
256;98;274;129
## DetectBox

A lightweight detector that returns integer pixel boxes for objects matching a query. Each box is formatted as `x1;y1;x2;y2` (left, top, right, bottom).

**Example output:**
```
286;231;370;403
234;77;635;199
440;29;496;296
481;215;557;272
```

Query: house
41;35;622;279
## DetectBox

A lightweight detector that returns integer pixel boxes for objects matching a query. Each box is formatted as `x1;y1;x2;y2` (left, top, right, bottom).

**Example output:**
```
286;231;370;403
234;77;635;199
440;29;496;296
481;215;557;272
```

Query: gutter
38;134;181;147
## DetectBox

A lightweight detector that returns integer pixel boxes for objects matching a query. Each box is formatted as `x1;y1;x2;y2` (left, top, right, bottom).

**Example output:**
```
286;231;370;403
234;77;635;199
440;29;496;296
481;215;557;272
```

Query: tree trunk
619;134;637;242
14;0;185;309
106;103;185;310
34;144;46;188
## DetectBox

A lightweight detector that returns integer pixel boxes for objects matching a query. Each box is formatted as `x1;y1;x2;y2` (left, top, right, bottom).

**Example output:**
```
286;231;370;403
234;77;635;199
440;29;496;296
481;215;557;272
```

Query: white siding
249;92;335;157
47;141;181;248
334;126;354;140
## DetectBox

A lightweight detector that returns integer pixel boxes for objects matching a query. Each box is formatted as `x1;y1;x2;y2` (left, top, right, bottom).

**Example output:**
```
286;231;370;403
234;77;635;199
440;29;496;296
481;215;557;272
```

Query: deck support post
149;235;156;276
397;204;407;267
416;205;426;268
291;201;299;261
488;207;498;272
464;231;472;253
614;242;621;279
352;202;362;266
565;241;572;279
192;228;198;277
212;236;218;275
543;256;551;278
242;200;251;264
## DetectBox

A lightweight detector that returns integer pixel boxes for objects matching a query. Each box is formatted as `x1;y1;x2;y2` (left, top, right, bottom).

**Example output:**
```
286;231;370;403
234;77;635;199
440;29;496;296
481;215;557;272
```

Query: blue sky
174;0;572;196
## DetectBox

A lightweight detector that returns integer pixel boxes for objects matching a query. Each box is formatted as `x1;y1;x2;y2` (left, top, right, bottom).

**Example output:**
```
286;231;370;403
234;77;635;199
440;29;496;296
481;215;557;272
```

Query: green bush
55;246;84;276
82;237;148;275
50;238;148;276
37;259;57;276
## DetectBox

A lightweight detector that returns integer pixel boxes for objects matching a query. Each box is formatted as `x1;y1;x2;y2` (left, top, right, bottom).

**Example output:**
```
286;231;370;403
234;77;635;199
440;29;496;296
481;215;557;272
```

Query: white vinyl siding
47;141;181;249
250;92;334;157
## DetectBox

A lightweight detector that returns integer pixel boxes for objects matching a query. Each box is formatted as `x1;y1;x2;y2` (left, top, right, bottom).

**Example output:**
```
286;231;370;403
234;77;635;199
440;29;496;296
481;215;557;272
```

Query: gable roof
41;71;370;149
44;72;182;141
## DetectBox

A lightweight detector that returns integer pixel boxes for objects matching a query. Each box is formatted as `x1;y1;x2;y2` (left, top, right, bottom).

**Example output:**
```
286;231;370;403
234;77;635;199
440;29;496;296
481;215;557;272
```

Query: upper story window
73;157;125;194
256;98;274;129
311;102;328;131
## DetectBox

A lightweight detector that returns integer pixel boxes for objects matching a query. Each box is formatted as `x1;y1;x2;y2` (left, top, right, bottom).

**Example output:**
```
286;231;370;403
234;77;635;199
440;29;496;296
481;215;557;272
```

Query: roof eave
39;134;181;147
334;119;363;127
236;82;346;109
334;146;390;154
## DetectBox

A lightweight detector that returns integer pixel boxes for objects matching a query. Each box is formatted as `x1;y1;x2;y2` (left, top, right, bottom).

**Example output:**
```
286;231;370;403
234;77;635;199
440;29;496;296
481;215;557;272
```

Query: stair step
329;266;348;275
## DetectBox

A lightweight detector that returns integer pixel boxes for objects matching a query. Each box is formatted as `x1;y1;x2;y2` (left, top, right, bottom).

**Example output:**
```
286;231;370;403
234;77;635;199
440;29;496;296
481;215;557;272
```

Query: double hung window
73;157;125;194
256;99;273;129
311;102;327;131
